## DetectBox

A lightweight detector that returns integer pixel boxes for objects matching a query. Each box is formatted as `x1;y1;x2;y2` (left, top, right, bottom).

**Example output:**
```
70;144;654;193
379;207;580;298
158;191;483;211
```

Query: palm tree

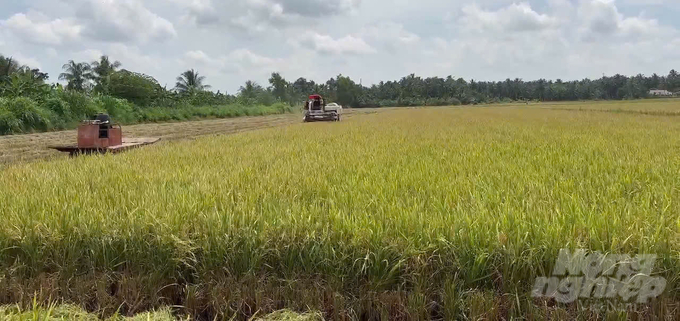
91;55;121;92
238;80;263;100
59;60;92;91
175;69;210;94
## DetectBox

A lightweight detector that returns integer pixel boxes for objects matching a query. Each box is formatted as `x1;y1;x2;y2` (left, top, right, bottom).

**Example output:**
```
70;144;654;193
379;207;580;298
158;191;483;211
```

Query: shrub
59;91;102;120
0;99;22;135
97;95;135;123
44;97;71;117
272;102;294;113
4;97;54;132
448;98;462;106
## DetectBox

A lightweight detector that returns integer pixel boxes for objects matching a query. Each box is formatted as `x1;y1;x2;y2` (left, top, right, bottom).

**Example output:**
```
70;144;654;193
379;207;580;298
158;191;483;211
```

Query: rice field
1;102;679;320
536;98;680;115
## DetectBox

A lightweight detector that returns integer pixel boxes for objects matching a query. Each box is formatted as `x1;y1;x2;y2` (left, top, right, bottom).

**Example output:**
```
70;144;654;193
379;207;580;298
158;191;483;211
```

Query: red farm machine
303;94;341;122
50;114;160;156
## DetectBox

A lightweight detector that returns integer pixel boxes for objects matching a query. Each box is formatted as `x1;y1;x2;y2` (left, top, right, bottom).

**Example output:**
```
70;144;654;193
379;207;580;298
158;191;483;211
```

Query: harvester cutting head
49;113;160;156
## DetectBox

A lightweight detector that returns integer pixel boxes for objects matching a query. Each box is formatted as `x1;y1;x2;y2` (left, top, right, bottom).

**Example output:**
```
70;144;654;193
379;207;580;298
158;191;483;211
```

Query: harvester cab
303;94;341;122
78;113;123;149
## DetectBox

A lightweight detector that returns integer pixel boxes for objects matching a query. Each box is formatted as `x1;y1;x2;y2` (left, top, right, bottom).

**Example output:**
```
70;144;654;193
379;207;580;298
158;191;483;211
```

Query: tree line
278;71;680;108
0;54;292;135
1;53;679;134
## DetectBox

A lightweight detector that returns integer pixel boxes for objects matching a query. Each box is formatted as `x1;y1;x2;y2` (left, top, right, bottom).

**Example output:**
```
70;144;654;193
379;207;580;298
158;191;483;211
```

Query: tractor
303;94;341;122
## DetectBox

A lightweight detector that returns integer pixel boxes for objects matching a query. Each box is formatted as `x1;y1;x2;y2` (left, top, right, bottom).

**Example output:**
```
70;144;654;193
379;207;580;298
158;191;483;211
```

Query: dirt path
0;108;387;165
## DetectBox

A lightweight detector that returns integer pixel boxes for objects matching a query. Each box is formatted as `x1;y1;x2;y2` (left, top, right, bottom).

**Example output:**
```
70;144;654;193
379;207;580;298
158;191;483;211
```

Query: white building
649;89;674;96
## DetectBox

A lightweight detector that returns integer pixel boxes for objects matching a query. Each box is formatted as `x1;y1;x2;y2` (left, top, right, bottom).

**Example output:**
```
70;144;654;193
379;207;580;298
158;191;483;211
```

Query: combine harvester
303;94;342;122
50;114;160;156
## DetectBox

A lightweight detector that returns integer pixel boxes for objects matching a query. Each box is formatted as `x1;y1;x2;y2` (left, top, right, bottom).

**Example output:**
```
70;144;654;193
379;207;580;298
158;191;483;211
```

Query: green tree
108;70;163;106
668;69;679;91
268;72;288;102
0;56;22;82
175;69;210;94
238;80;263;101
1;71;51;100
0;56;50;100
58;60;92;92
336;75;360;107
90;55;122;93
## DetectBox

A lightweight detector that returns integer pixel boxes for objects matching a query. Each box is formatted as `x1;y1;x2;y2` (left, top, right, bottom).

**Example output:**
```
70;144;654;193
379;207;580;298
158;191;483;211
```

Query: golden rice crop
0;105;679;319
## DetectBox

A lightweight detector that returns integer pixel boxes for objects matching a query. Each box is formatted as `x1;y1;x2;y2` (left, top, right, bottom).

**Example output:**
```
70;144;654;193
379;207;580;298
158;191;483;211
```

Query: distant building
649;89;674;96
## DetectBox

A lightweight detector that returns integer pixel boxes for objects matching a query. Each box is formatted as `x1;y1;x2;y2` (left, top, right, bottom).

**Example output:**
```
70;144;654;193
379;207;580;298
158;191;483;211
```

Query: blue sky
1;0;679;93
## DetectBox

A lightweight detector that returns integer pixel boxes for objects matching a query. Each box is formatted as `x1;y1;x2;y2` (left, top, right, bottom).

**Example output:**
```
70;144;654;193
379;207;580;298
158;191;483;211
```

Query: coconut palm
175;69;210;94
59;60;92;92
238;80;263;100
91;55;122;92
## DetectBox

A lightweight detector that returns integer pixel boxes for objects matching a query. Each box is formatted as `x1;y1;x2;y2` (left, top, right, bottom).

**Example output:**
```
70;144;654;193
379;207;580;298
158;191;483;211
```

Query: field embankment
0;104;679;320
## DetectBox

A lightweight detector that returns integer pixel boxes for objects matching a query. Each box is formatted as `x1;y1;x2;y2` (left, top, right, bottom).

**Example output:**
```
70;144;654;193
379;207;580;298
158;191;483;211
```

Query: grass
0;102;679;319
0;304;178;321
0;303;317;320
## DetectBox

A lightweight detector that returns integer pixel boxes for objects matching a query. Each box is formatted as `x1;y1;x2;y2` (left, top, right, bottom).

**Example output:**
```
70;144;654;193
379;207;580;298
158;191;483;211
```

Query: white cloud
1;12;81;45
74;44;164;77
460;2;559;33
577;0;676;42
183;49;283;77
293;32;377;55
14;54;42;70
1;0;680;93
360;22;420;48
77;0;177;43
172;0;361;34
73;49;104;62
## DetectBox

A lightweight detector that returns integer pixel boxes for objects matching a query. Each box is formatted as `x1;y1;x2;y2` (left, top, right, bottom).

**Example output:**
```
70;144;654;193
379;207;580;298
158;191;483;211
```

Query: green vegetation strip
0;106;679;319
0;93;294;135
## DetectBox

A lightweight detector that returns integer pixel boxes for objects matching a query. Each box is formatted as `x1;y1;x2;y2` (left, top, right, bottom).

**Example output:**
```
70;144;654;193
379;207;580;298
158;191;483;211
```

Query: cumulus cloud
578;0;622;36
183;49;282;75
360;22;420;49
0;11;81;45
460;2;559;33
2;0;679;93
173;0;361;32
171;0;218;24
76;0;177;43
14;54;43;70
577;0;675;42
73;44;164;76
180;48;321;91
425;0;680;81
293;32;377;55
274;0;361;16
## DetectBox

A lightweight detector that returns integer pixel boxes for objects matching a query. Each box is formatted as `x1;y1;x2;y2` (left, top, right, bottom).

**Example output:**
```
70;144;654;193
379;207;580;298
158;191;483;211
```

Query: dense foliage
0;55;293;135
282;71;680;108
1;53;678;135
